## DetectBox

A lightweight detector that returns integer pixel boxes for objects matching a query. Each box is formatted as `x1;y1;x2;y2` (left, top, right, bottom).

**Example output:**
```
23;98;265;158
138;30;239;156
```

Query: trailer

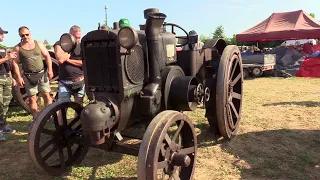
241;54;276;79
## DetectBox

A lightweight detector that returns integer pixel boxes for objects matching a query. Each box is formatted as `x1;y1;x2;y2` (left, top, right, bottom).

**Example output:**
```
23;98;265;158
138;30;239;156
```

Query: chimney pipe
113;22;119;29
143;10;166;96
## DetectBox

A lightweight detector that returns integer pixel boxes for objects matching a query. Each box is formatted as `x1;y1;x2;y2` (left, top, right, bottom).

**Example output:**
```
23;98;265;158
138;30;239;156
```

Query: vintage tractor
27;8;243;179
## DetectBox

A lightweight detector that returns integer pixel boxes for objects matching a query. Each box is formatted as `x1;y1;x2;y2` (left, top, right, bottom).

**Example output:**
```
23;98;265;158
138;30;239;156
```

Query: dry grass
0;77;320;180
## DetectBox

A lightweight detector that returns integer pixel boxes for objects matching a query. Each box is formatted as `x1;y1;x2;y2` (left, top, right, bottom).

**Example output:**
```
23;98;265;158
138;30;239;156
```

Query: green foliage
200;35;208;43
0;44;7;49
310;13;315;18
209;25;283;48
212;25;226;39
227;34;237;45
45;44;52;50
200;25;284;49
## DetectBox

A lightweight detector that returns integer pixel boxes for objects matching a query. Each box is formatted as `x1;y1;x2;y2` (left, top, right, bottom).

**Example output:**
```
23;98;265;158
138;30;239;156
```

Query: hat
0;27;8;34
119;18;130;27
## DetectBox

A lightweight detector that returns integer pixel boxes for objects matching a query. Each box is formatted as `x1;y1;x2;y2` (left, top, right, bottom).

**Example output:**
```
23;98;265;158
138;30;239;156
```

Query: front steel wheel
137;110;197;180
28;101;89;176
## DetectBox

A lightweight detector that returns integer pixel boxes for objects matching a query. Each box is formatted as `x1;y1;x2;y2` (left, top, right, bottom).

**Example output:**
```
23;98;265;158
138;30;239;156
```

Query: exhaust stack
143;8;167;95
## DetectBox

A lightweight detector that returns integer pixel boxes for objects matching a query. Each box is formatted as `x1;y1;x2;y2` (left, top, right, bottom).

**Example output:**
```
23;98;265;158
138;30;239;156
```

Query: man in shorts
12;26;54;119
54;25;85;104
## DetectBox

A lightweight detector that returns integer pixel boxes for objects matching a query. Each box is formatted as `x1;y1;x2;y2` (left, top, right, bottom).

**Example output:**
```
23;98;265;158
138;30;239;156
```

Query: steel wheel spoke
172;121;184;143
61;108;67;126
227;105;235;128
165;133;172;149
160;144;166;157
67;146;73;159
228;101;239;119
230;59;239;79
74;124;81;130
232;92;241;100
21;93;28;99
41;129;54;136
58;147;65;169
178;146;195;155
53;113;59;128
67;116;80;129
39;139;54;153
230;72;241;86
158;160;168;169
172;172;181;180
43;146;58;161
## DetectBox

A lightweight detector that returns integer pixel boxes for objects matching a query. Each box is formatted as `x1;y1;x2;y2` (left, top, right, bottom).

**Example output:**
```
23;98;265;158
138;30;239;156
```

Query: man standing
54;25;85;104
0;27;18;141
12;26;53;119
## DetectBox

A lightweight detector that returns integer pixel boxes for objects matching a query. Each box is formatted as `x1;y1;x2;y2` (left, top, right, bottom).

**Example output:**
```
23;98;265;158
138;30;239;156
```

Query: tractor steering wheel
163;22;190;47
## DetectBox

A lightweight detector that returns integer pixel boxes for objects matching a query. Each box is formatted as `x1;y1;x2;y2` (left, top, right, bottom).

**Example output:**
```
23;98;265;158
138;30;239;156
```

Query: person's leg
1;77;15;133
73;84;85;118
29;95;38;118
0;81;5;131
23;76;39;119
39;73;52;106
57;81;72;125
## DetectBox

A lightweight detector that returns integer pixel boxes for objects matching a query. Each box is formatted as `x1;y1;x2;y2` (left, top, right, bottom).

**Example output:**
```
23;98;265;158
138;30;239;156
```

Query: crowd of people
0;18;132;141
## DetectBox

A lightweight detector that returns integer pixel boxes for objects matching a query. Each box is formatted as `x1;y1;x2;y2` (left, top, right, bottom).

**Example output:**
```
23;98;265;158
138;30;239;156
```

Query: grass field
0;77;320;180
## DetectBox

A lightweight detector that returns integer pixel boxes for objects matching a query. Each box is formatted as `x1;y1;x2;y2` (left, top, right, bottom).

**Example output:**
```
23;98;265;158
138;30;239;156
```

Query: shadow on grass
263;101;320;107
199;127;320;179
62;149;129;180
194;120;320;179
7;105;30;119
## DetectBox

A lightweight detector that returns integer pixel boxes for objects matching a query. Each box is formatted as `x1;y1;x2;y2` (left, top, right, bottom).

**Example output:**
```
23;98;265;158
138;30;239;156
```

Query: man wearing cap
0;27;19;141
119;18;130;28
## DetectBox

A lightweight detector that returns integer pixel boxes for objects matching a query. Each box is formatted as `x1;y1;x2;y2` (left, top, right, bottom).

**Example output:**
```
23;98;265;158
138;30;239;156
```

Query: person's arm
54;43;82;67
0;50;17;64
11;45;24;87
0;56;10;64
66;58;82;67
37;41;53;79
54;43;70;64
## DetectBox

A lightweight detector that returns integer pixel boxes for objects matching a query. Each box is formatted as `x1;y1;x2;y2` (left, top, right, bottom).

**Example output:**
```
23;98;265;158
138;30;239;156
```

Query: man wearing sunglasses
0;27;19;141
11;26;54;120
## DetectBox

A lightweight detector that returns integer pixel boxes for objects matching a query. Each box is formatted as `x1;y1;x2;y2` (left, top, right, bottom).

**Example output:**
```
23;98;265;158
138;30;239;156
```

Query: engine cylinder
80;101;117;145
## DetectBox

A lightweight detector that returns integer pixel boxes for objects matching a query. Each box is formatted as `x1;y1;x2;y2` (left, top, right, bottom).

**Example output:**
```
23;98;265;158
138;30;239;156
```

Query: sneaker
2;126;16;134
0;130;5;141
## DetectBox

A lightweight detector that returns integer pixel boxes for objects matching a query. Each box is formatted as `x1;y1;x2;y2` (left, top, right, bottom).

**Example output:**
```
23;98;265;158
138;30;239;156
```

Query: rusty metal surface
137;110;197;180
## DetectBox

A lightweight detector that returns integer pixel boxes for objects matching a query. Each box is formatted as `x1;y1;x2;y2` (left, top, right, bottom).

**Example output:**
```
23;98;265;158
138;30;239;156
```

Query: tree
46;44;52;50
200;35;208;43
227;34;237;45
310;13;315;18
212;25;226;39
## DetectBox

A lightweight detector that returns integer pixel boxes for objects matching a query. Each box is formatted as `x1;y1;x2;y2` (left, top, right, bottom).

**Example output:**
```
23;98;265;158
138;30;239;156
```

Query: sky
1;0;319;47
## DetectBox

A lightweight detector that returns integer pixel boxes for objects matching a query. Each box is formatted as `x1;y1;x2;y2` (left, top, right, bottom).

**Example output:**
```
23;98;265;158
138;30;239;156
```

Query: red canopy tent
236;10;320;42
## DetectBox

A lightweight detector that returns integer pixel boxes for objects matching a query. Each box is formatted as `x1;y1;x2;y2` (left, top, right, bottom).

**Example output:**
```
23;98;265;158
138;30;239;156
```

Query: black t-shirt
0;52;12;75
54;41;83;81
